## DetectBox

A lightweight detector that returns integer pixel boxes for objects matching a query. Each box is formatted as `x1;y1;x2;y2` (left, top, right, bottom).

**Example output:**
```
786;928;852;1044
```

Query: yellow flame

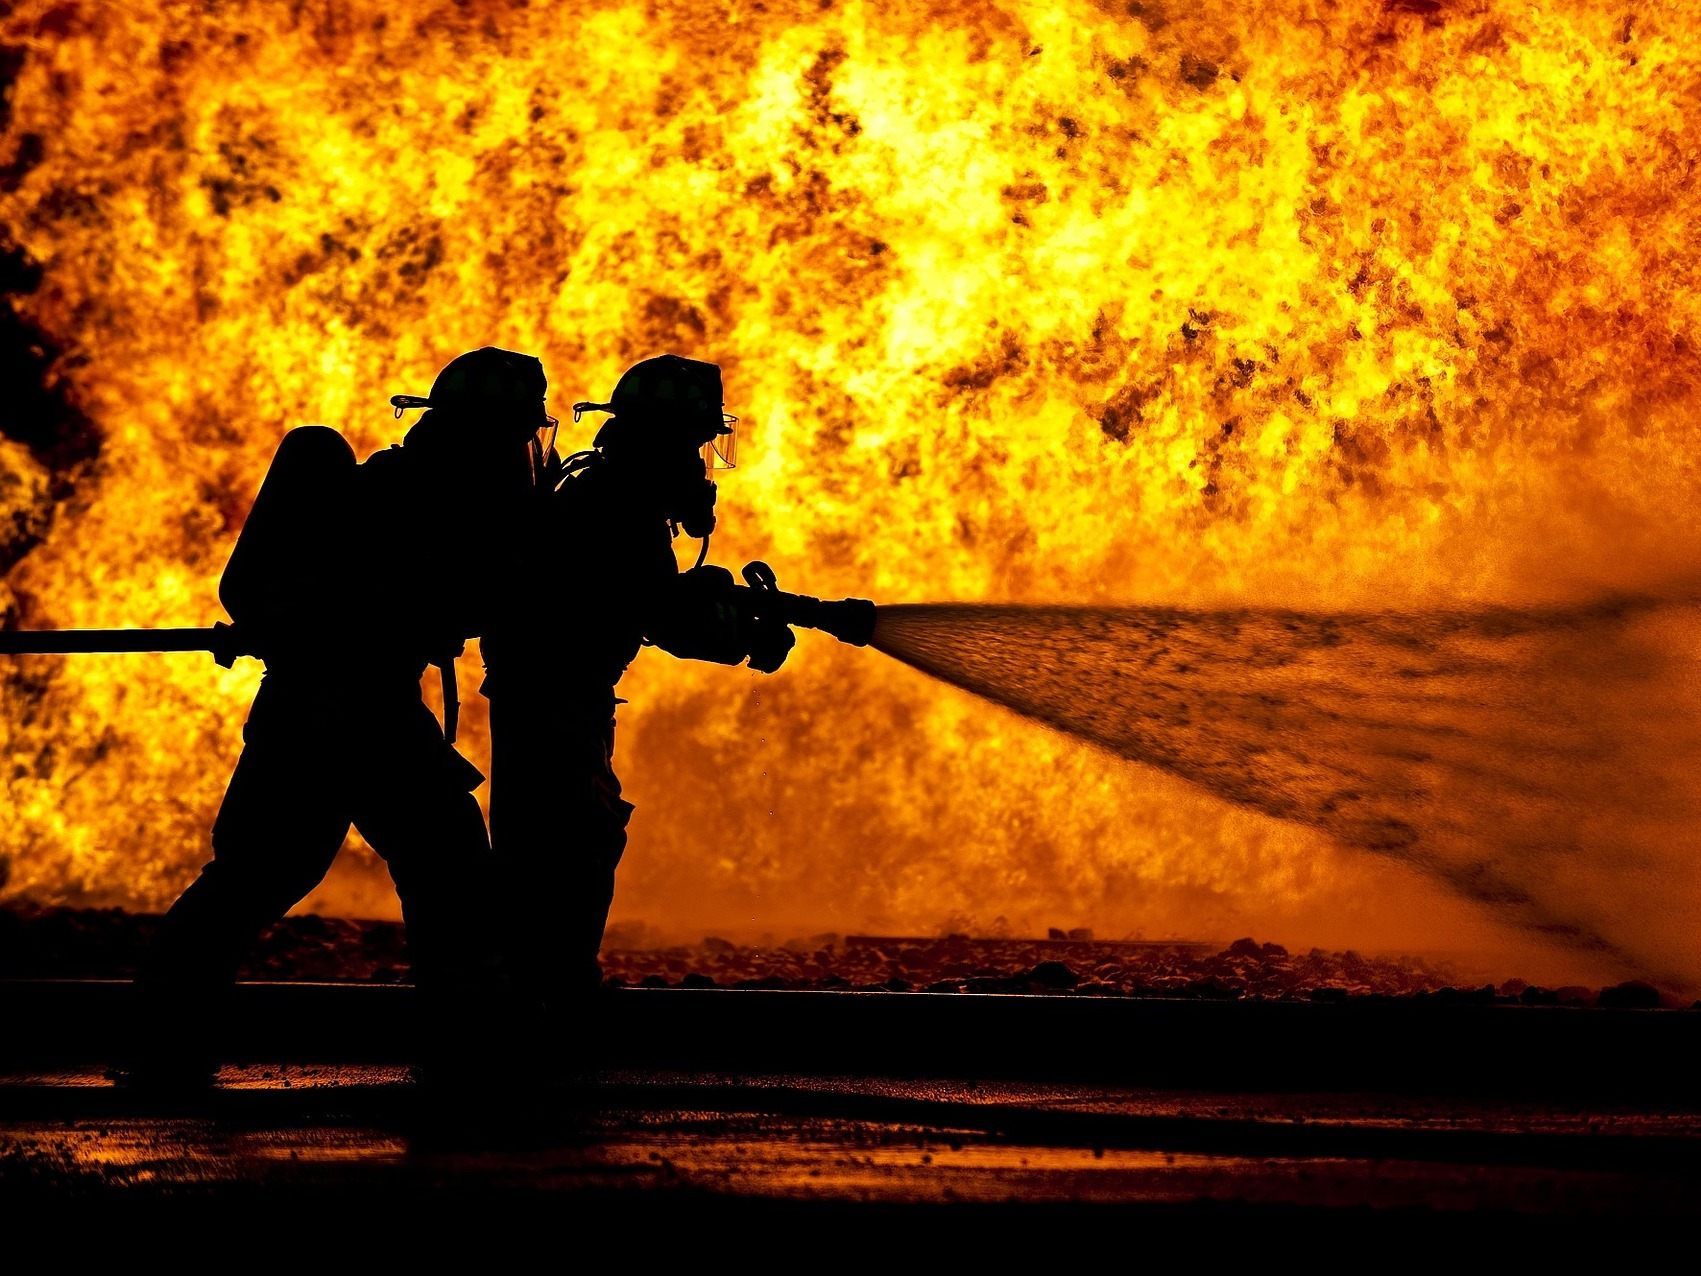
1;0;1698;978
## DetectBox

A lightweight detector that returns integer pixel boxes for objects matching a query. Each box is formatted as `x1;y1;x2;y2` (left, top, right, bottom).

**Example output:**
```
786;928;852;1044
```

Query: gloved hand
674;563;737;604
647;565;751;665
746;617;796;673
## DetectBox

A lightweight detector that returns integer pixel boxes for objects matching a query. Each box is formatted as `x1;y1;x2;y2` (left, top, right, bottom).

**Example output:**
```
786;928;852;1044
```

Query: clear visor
528;409;562;484
702;413;738;470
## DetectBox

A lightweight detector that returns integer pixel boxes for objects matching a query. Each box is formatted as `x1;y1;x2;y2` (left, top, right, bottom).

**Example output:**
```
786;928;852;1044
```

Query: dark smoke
873;598;1701;988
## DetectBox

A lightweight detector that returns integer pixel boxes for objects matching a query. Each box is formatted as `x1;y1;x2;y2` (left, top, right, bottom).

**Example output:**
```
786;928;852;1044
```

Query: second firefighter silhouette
482;355;793;998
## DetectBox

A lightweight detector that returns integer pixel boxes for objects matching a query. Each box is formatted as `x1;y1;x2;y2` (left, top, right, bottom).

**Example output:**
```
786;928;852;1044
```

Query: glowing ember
0;1;1697;984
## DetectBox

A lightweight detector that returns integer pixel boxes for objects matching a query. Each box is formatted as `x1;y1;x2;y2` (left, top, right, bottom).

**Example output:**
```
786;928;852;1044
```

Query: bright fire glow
1;0;1698;980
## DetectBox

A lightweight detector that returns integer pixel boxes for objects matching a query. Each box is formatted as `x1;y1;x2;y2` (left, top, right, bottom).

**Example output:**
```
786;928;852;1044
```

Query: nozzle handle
742;561;779;592
731;561;876;647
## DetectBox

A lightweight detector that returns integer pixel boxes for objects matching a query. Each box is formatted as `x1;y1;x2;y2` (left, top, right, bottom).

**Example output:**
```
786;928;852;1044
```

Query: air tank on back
218;425;358;664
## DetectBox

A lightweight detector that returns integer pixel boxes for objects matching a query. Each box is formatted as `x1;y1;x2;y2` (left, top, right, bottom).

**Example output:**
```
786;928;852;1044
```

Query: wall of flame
1;0;1696;972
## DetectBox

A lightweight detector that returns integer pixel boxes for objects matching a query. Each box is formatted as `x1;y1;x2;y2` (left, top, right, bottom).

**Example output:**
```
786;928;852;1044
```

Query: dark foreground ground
6;1063;1700;1230
4;906;1695;1231
3;977;1699;1233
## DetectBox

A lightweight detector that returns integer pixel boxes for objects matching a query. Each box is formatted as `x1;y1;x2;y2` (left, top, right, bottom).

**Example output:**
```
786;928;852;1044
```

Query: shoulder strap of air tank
555;449;600;489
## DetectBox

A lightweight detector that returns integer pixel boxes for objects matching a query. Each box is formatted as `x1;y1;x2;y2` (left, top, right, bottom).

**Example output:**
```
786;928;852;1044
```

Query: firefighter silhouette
130;347;548;1087
482;354;795;1005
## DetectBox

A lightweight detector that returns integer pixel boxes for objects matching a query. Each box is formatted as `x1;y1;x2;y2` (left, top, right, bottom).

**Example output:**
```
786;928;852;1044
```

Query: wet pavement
4;1065;1700;1222
7;981;1700;1229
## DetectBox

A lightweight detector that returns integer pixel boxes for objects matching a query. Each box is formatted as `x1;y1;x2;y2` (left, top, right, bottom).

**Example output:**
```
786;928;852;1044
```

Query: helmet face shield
526;408;562;485
702;413;737;470
536;409;560;457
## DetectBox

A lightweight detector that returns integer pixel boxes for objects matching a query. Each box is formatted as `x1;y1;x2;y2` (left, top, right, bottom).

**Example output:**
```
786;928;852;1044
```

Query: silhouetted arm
643;565;754;665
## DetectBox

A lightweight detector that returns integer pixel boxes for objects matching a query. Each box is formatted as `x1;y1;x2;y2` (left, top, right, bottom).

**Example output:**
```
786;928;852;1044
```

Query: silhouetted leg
139;723;350;1076
489;695;631;1002
350;698;500;1069
573;713;631;984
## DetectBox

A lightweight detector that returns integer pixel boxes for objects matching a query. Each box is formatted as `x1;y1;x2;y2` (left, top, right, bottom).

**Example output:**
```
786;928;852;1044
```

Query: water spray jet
6;586;1701;987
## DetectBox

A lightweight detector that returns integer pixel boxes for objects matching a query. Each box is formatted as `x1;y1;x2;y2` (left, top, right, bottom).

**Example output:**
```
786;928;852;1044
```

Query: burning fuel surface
1;1;1699;985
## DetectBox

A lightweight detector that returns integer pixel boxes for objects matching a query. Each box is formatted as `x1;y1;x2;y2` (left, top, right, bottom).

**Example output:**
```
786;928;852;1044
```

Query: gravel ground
0;903;1668;1006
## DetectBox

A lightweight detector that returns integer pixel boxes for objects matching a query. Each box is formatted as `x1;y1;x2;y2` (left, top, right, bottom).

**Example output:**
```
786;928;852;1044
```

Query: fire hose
0;567;876;661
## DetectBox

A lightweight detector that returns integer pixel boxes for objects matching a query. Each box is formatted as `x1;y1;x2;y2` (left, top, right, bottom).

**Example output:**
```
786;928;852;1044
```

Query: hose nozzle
738;561;876;647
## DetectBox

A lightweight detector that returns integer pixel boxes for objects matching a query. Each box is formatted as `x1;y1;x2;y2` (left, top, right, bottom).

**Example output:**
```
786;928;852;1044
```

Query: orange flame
1;0;1697;981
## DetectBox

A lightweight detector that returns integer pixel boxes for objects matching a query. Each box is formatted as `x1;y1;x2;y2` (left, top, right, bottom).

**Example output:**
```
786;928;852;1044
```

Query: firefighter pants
141;674;495;1063
487;690;633;1000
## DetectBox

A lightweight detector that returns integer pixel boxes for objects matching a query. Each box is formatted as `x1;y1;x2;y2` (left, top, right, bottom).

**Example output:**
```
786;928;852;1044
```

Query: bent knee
169;857;324;928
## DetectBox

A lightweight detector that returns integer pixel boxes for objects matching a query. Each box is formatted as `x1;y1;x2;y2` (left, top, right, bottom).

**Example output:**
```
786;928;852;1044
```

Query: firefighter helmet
572;354;737;468
390;347;549;425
